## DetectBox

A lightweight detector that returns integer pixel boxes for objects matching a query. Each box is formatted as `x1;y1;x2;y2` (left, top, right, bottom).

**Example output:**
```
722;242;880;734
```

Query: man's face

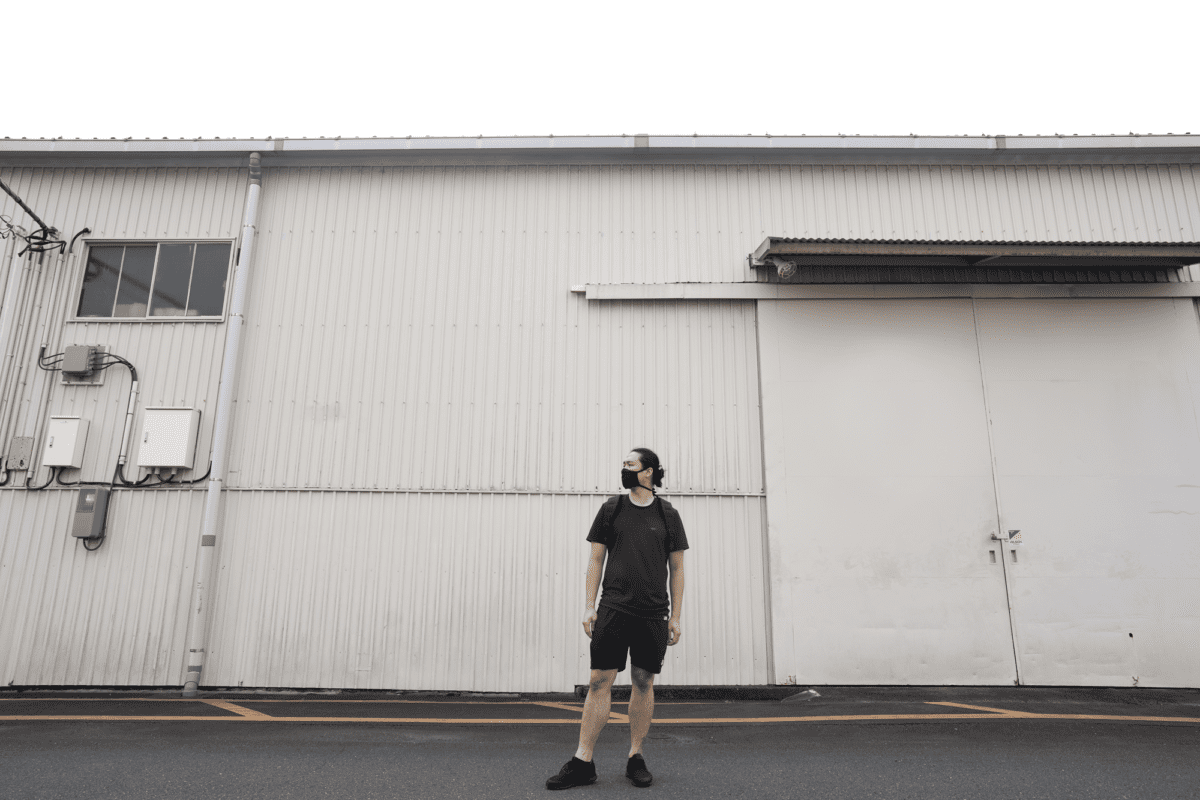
623;453;649;485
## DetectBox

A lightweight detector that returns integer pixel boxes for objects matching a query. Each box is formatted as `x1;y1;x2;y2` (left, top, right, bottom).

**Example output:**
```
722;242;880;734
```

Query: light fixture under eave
768;256;797;280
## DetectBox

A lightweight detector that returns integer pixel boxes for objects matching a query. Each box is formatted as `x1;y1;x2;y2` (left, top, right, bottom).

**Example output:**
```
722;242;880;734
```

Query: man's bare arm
583;542;607;638
668;550;685;645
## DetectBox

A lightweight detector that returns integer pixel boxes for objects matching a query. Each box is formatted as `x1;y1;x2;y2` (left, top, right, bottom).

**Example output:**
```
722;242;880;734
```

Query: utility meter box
43;417;89;468
137;407;200;469
72;486;111;539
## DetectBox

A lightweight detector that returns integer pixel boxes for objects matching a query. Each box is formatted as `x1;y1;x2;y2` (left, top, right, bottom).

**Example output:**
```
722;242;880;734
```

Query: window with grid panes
76;242;233;319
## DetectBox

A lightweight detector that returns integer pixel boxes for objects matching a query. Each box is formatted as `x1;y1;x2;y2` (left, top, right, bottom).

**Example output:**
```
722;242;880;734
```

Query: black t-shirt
586;495;689;619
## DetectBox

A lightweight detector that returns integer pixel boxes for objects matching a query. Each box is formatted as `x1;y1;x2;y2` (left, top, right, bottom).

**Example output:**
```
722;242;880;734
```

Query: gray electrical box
6;437;34;471
72;486;110;539
60;345;107;386
61;345;97;376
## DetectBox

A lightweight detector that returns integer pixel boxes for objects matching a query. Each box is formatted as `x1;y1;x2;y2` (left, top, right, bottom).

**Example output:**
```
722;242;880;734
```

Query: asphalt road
3;687;1199;800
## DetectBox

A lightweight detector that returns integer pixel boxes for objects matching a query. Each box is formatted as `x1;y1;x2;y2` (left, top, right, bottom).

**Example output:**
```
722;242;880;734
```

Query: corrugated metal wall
224;162;1200;491
209;164;772;688
752;163;1200;244
225;166;765;492
4;159;1199;689
0;167;244;686
208;492;769;690
0;166;245;482
0;488;205;685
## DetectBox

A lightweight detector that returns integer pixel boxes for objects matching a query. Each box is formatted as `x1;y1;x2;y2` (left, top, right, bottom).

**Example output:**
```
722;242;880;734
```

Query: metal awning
751;238;1200;284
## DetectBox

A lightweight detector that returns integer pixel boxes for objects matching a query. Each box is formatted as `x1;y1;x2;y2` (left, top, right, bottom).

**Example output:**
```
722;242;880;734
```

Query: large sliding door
975;298;1200;687
759;299;1017;685
760;296;1200;687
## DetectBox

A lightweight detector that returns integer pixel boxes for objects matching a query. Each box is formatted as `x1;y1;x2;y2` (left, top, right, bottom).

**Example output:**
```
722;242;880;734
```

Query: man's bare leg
574;669;617;762
628;666;655;757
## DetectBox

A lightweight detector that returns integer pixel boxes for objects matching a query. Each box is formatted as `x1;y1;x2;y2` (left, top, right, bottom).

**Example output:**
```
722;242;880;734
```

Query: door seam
971;297;1023;686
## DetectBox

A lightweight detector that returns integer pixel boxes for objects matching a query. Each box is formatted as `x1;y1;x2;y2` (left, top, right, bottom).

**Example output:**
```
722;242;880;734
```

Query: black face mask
621;468;645;490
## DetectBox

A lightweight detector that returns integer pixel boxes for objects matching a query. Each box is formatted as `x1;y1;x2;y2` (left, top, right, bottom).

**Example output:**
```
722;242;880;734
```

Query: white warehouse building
1;134;1199;692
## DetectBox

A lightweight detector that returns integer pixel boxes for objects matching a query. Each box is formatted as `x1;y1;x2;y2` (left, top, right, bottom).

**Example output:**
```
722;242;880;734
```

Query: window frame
70;238;237;323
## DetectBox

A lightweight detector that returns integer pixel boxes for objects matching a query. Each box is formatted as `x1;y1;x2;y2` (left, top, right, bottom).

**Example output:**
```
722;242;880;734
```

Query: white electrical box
43;416;89;468
137;407;201;469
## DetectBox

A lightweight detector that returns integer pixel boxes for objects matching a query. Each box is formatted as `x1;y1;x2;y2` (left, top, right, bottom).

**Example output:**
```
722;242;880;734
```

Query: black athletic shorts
589;605;670;674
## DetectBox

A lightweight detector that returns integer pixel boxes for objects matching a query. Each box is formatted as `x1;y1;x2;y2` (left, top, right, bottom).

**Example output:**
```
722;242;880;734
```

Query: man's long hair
631;447;665;490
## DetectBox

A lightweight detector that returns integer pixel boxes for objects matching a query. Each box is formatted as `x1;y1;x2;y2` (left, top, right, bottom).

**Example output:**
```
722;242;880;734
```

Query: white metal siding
0;488;205;686
0;166;246;240
227;166;765;493
207;492;770;690
0;167;243;686
4;159;1200;690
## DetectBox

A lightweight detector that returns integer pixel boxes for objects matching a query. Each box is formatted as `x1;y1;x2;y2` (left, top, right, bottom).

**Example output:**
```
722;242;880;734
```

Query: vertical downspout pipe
182;153;261;697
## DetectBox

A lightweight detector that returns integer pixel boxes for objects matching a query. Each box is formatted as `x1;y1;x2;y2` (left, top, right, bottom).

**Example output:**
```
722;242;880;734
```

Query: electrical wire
0;214;64;256
67;228;90;255
25;466;58;490
56;469;113;488
93;355;138;381
117;460;212;487
0;178;65;256
116;463;155;487
0;468;11;487
82;533;106;552
37;346;64;371
175;461;213;484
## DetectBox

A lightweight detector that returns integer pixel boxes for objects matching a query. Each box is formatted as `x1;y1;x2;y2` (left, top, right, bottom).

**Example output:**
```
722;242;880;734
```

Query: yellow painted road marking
0;698;574;704
528;701;585;714
227;699;571;705
925;701;1200;724
199;699;274;719
0;716;259;721
653;713;1004;723
0;715;585;723
1;700;1197;725
927;702;1037;717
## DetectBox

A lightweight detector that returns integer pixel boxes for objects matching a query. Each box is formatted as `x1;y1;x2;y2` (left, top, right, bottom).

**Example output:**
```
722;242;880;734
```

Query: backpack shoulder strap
606;494;626;537
657;497;682;546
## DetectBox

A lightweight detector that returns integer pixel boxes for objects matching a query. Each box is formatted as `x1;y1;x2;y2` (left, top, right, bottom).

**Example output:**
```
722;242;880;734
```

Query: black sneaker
546;757;597;790
626;754;653;788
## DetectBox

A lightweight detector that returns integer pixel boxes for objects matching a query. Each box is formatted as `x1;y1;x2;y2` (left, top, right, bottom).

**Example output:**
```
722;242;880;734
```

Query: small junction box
61;345;97;376
60;345;107;386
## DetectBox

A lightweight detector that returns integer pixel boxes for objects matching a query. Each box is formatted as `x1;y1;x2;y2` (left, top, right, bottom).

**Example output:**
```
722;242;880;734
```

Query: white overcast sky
6;0;1198;140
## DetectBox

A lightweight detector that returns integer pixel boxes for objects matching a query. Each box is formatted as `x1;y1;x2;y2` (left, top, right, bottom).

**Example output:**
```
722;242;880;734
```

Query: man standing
546;448;688;790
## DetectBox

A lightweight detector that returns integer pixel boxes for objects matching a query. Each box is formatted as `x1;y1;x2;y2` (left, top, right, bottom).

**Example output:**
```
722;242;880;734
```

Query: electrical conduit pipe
0;234;22;458
182;153;261;697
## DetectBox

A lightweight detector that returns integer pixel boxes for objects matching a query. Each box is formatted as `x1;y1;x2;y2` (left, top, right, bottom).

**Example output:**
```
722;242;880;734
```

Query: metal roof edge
2;134;1199;158
758;236;1200;249
583;282;1200;300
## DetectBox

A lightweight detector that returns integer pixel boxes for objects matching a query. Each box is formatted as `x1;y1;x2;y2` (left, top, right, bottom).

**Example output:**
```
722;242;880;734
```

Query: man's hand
583;608;598;639
668;617;682;646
